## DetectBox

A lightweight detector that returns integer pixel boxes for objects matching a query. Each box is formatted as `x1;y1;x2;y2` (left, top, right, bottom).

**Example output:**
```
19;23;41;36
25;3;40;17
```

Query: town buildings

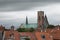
0;11;60;40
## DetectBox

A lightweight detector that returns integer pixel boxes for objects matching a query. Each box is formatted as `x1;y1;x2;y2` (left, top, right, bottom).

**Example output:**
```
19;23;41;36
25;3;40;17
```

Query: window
20;36;30;40
41;34;45;40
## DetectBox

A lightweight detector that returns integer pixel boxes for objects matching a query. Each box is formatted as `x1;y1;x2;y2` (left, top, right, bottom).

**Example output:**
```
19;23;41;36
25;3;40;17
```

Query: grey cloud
0;18;25;28
0;13;11;18
0;0;60;2
0;2;43;11
0;0;60;11
0;0;60;28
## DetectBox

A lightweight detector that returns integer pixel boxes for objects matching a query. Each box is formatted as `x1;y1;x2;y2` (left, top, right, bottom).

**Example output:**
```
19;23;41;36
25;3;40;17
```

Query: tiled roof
35;32;53;40
4;30;53;40
19;32;36;40
46;26;60;40
4;27;60;40
51;29;60;39
4;31;20;40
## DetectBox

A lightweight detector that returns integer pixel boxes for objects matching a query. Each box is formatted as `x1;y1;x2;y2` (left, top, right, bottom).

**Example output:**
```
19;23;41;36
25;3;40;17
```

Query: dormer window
41;34;45;40
20;36;30;40
9;33;15;40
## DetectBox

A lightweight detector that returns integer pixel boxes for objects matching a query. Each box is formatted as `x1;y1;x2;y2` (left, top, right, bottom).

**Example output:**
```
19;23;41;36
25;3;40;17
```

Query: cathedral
20;11;49;32
0;11;60;40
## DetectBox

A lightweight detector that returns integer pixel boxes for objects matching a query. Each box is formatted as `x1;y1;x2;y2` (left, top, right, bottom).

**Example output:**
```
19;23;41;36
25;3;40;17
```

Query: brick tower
37;11;44;32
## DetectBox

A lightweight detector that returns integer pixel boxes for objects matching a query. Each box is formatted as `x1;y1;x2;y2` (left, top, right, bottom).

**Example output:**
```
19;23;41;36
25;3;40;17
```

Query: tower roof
44;15;49;25
11;25;14;29
26;16;28;24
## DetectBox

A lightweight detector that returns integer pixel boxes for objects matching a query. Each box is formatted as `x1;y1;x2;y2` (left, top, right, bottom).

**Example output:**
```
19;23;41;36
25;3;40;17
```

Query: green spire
26;16;28;24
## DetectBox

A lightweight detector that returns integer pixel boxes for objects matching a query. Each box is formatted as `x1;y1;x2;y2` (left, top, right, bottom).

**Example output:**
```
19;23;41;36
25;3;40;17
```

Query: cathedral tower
44;15;49;32
37;11;44;32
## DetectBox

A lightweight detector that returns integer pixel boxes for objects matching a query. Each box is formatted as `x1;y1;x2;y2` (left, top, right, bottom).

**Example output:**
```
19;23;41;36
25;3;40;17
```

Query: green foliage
29;28;35;32
17;28;34;32
47;25;55;29
17;28;27;32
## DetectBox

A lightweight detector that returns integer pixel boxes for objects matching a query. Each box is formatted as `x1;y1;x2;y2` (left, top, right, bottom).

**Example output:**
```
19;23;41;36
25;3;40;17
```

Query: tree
29;28;34;32
47;25;55;29
17;28;27;32
17;28;35;32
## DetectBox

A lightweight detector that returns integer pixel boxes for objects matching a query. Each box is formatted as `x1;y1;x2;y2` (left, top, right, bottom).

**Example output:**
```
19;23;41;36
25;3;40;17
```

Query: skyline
0;0;60;28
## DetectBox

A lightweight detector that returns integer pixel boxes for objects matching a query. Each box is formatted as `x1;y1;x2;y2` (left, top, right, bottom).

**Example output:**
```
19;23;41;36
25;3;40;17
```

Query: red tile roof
4;30;54;40
51;29;60;39
19;32;36;40
4;31;20;40
4;27;60;40
35;32;53;40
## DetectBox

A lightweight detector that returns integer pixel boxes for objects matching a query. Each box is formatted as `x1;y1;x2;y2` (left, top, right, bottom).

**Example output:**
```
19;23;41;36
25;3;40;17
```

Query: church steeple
37;11;44;32
43;15;49;32
26;16;28;24
44;15;49;25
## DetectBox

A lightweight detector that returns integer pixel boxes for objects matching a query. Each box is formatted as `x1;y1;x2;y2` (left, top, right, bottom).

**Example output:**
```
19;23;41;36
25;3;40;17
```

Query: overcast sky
0;0;60;29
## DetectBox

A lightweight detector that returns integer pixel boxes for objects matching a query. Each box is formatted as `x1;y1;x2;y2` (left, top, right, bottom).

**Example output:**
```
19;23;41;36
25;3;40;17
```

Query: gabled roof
35;32;53;40
19;32;36;40
4;31;20;40
51;29;60;39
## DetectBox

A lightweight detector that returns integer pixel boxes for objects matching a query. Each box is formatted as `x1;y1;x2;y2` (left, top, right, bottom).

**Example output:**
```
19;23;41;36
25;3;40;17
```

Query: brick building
1;11;60;40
